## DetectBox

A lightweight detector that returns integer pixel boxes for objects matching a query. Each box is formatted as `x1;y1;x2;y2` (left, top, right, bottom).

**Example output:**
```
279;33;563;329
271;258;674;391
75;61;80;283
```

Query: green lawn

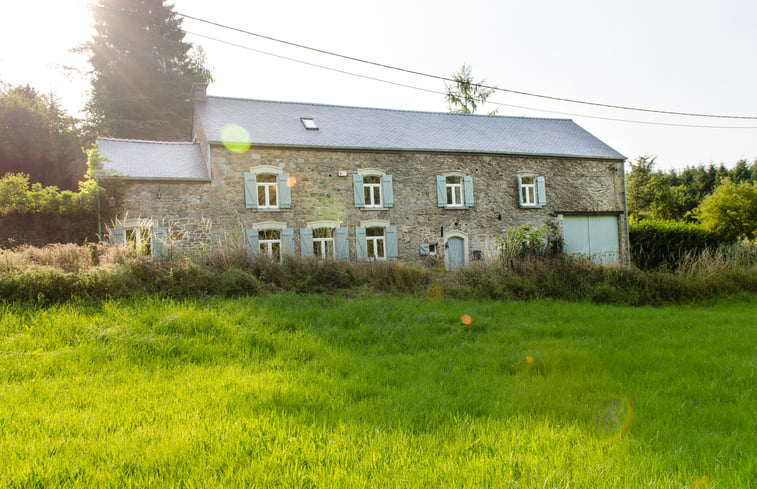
1;294;755;488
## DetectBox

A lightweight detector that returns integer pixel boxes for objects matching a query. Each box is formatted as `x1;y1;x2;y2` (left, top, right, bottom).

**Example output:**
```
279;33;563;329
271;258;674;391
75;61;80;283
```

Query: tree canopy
0;83;84;189
694;178;757;241
82;0;212;141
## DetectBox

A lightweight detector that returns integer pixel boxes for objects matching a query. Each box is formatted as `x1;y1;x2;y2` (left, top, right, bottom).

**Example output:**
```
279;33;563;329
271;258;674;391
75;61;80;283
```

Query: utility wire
185;30;757;130
178;11;757;121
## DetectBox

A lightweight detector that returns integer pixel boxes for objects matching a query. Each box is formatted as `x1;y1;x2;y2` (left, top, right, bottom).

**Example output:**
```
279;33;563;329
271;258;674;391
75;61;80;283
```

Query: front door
447;236;465;270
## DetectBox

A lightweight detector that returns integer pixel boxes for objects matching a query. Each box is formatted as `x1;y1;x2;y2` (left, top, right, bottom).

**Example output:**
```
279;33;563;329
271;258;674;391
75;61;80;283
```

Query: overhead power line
185;30;757;129
177;11;757;121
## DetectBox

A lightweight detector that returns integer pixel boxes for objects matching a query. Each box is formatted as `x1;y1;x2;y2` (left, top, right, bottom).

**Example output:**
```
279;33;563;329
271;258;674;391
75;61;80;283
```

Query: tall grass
1;242;755;305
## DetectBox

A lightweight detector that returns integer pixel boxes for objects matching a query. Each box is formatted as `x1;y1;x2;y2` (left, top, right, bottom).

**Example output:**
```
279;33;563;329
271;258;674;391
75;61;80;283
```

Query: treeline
626;156;757;269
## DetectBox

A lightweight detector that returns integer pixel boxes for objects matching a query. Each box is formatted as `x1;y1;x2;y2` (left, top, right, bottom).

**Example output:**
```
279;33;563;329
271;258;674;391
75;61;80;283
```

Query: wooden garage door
563;216;619;264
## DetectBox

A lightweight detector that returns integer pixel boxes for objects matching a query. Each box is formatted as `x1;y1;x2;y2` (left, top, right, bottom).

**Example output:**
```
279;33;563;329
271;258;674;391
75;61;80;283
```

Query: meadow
1;294;755;487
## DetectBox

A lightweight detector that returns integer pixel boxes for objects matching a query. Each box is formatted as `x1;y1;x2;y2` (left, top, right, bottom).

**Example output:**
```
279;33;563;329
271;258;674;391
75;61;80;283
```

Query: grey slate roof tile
195;97;625;160
97;138;209;180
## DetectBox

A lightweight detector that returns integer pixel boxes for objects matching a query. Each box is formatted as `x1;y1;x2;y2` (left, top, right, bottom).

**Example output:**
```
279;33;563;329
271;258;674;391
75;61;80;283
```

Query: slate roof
97;138;209;180
195;96;625;160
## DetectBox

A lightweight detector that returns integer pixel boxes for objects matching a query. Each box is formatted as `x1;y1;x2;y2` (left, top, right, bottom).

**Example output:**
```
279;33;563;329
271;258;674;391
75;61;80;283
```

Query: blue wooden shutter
386;226;399;259
278;172;291;208
110;225;125;245
244;172;257;209
463;175;474;207
355;227;367;260
436;175;446;207
517;175;524;206
152;225;168;259
281;228;295;256
419;243;430;256
300;228;313;257
246;229;259;252
536;176;546;206
382;175;394;208
335;228;349;260
353;174;365;208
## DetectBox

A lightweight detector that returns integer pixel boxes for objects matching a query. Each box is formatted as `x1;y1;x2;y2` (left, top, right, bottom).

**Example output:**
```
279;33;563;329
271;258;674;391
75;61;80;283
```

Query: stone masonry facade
105;140;629;265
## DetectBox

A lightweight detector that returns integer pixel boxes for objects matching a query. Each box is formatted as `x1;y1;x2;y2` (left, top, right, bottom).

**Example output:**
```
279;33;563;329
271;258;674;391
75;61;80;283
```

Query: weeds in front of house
1;238;756;304
0;295;754;487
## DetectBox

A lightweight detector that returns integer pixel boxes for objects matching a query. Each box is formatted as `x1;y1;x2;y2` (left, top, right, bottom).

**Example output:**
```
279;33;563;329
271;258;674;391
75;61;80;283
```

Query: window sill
361;207;390;211
253;208;286;211
443;205;468;210
519;204;543;209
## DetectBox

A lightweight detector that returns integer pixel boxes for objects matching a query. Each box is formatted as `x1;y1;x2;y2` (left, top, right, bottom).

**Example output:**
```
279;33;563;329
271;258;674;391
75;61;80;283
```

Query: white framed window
366;227;386;261
356;219;399;261
436;173;474;208
244;166;292;210
312;227;335;258
301;221;349;259
446;176;463;207
256;173;278;208
127;227;151;256
520;176;536;206
246;221;294;262
363;175;382;208
353;169;394;209
258;229;281;261
518;174;546;207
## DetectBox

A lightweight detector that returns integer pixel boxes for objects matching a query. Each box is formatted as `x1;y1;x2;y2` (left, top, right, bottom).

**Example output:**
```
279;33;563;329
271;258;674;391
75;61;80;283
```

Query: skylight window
301;118;318;130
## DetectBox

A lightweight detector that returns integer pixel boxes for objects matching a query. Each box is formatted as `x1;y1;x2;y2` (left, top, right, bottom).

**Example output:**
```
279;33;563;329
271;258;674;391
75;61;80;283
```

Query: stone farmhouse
98;85;629;269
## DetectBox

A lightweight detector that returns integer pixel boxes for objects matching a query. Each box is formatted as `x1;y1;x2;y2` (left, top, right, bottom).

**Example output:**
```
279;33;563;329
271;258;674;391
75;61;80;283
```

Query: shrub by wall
629;219;732;270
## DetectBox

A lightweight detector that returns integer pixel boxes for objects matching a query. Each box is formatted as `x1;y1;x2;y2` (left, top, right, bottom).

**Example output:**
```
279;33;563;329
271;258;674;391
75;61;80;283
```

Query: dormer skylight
300;118;318;130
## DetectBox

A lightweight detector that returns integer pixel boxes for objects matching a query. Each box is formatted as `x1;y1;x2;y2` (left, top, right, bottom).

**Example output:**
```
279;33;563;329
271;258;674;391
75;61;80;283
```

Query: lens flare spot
220;124;251;153
461;314;472;325
426;284;445;302
591;395;634;443
286;176;297;187
687;475;709;489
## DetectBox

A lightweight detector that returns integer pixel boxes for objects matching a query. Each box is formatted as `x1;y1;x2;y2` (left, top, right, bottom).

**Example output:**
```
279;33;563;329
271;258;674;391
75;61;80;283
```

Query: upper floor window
256;173;278;208
353;170;394;209
244;166;292;210
436;174;474;208
517;174;546;207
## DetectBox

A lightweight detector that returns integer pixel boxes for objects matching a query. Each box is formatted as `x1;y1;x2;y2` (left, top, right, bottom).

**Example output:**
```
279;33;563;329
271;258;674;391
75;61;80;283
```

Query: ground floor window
259;229;281;261
127;227;151;256
312;227;335;258
366;227;386;260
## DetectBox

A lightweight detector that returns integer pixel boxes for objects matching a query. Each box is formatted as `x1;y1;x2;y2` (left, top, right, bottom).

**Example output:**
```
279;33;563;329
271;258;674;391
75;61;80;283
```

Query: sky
1;0;756;172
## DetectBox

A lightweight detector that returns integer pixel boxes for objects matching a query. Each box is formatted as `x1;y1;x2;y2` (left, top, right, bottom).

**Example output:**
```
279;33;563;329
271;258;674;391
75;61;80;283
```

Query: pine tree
83;0;212;141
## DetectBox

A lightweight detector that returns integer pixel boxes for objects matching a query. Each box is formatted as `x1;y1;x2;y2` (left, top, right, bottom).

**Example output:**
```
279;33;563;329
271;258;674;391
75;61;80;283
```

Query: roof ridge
98;137;198;145
201;95;573;122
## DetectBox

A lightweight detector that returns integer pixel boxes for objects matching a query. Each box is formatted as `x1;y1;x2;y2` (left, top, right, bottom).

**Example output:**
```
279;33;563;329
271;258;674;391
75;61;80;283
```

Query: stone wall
0;213;99;249
103;144;629;264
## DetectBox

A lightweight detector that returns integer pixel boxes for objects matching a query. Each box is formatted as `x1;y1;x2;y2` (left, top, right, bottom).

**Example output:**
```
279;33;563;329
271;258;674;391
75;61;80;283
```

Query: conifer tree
82;0;212;141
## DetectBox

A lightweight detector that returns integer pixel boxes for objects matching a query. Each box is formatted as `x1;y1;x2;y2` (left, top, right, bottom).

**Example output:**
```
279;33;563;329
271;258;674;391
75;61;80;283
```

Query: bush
629;219;732;270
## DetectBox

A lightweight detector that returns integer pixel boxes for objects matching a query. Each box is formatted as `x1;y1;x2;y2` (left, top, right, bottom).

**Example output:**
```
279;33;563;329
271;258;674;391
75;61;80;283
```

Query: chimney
191;83;208;101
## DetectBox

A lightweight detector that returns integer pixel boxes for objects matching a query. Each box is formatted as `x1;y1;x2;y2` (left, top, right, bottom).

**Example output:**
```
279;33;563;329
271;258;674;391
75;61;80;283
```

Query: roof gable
195;97;625;160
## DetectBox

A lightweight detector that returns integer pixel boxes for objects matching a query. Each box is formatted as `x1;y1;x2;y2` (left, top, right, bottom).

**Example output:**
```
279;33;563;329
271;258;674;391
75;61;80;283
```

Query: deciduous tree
695;178;757;241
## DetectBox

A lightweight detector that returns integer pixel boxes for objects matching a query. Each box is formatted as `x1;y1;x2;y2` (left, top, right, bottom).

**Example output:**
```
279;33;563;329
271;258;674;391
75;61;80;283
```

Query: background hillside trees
0;83;85;189
82;0;212;141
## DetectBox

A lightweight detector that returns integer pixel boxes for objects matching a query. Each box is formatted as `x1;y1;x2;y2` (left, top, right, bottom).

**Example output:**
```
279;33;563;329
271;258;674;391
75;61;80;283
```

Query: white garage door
563;216;619;264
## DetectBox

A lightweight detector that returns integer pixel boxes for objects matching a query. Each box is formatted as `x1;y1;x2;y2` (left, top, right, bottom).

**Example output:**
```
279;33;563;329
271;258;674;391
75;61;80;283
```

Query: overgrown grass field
1;294;755;487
